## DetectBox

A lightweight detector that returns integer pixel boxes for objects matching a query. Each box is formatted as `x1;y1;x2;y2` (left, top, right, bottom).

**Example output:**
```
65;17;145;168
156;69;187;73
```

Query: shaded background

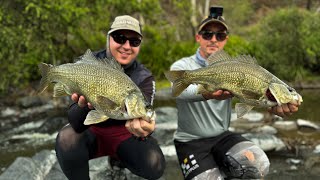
1;0;320;96
1;0;320;179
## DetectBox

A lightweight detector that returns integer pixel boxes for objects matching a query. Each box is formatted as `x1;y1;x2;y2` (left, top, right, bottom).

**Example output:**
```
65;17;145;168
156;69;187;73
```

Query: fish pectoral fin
241;90;261;100
197;85;208;94
96;96;118;110
53;83;69;97
84;110;109;125
235;103;254;118
197;84;216;94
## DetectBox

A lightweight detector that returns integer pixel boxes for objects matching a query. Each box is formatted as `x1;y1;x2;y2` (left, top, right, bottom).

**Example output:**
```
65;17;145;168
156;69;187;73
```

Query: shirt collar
195;48;208;67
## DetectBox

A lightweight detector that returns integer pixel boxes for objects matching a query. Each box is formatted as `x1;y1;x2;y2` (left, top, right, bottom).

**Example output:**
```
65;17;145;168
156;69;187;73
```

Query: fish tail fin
38;63;52;94
165;70;189;97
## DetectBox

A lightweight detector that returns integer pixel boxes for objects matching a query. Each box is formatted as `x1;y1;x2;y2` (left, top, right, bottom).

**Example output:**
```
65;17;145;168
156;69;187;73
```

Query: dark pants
55;124;165;180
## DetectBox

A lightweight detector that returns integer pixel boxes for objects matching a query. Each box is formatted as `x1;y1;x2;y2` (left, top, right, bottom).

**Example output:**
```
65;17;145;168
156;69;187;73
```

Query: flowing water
0;89;319;179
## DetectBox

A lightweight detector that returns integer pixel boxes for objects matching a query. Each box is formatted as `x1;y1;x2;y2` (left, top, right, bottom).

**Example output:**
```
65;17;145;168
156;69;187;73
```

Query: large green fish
38;49;155;125
165;50;303;118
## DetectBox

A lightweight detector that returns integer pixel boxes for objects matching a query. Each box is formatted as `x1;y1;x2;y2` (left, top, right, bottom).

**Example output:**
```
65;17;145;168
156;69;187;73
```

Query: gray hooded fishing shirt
170;50;232;142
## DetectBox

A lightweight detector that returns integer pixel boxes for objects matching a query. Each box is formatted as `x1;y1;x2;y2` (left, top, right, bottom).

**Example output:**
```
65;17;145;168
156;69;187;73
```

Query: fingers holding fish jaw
279;104;293;116
126;119;144;137
125;118;154;138
288;102;299;113
141;119;155;132
269;103;298;117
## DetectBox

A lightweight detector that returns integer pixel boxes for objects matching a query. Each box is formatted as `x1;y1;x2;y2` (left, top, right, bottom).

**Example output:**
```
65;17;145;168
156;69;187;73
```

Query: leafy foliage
0;0;320;95
249;8;320;81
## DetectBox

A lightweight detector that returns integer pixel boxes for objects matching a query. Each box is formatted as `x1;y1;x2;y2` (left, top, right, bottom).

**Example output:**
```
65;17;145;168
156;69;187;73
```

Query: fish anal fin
172;82;189;97
235;103;254;118
84;110;109;125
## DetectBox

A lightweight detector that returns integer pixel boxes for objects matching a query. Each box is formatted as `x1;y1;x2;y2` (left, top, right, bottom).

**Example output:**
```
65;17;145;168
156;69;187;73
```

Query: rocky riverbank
0;88;320;179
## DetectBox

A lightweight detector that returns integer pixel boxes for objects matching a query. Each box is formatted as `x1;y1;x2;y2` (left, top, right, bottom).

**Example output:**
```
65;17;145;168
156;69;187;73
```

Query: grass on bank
156;79;171;90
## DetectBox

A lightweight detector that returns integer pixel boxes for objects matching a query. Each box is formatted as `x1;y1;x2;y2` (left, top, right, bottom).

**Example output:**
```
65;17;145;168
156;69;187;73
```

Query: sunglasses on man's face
199;31;228;42
110;33;142;47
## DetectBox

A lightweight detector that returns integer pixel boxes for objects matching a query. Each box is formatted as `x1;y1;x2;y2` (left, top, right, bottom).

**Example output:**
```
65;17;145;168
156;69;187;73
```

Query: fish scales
38;49;155;125
165;50;303;118
183;61;271;94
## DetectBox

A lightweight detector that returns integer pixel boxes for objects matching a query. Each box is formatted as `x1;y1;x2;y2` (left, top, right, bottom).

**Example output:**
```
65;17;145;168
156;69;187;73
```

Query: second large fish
38;49;155;125
165;50;303;118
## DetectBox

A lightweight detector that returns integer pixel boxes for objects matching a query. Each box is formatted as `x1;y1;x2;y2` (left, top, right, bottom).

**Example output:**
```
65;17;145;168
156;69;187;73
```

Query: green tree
249;8;319;81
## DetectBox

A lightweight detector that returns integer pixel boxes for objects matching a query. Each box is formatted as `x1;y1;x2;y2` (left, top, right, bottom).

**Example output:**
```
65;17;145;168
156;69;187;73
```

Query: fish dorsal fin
233;54;258;65
77;49;123;71
207;50;233;64
207;50;259;65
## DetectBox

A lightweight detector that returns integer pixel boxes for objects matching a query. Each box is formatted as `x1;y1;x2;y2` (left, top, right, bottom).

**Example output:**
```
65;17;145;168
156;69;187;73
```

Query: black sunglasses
199;31;228;42
110;33;142;47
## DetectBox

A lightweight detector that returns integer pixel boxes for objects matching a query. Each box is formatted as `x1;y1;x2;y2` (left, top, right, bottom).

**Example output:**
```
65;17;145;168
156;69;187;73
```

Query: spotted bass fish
165;50;303;118
38;49;155;125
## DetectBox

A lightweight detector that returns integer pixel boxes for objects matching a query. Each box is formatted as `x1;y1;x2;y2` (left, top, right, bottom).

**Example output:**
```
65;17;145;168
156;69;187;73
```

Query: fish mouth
266;84;303;105
265;89;277;102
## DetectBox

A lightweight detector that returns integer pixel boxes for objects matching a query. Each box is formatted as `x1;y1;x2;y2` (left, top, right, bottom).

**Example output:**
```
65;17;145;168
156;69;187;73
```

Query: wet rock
154;122;177;145
255;125;278;134
152;107;178;145
313;144;320;154
286;158;302;165
155;88;174;101
1;107;16;118
38;116;68;134
0;150;56;180
297;119;320;130
230;118;264;133
305;155;320;176
242;111;265;122
155;106;178;123
242;133;286;151
17;96;44;108
273;120;297;131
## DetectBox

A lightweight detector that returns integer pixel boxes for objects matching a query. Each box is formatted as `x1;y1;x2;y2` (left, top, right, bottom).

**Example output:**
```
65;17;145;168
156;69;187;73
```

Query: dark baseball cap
198;6;228;32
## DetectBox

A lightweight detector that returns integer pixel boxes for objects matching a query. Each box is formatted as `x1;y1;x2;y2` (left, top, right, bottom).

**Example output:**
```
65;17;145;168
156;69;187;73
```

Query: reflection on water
289;89;320;123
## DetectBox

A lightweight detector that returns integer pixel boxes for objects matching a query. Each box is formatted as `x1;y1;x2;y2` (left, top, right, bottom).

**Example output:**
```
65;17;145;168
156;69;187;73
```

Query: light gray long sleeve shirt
170;53;232;142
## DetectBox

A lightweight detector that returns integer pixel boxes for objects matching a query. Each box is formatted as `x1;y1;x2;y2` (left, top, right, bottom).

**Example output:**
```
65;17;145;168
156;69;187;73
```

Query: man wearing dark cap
55;15;165;180
169;6;300;180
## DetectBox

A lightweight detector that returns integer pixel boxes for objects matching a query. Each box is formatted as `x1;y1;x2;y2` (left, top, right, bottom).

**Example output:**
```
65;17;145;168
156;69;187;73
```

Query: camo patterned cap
108;15;142;37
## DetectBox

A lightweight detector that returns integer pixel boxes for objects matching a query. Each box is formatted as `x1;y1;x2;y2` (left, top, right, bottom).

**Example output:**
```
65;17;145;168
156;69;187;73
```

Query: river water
0;89;319;179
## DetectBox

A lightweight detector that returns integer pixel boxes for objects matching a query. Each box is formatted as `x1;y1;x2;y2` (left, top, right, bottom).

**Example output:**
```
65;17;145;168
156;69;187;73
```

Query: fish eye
287;87;293;92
